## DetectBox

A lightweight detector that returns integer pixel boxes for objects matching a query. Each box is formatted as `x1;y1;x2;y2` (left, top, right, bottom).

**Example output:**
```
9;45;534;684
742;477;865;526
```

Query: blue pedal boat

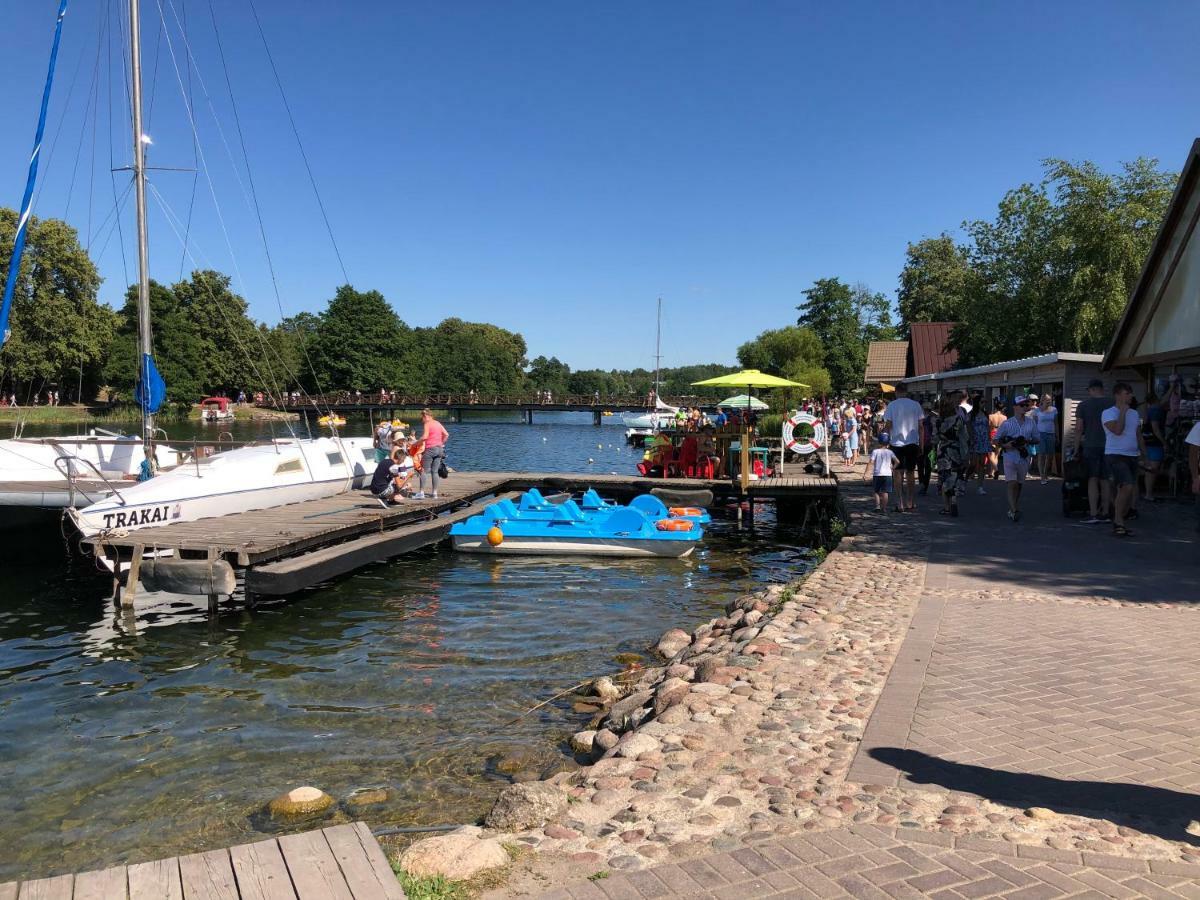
449;492;704;558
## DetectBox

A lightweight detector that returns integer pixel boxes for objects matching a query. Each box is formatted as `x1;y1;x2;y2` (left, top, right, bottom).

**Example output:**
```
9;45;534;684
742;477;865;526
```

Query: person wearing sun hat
994;394;1039;522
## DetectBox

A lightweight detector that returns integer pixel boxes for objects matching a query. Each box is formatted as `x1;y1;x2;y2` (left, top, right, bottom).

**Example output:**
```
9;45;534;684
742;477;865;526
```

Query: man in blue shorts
1072;379;1111;523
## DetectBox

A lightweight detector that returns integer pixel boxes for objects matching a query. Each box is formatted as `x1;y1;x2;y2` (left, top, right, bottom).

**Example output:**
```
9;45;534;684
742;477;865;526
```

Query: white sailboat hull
68;436;374;538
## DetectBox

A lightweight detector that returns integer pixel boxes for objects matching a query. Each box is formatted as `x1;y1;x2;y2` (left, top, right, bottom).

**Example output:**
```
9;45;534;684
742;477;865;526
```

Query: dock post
593;409;602;426
122;544;145;608
525;409;534;425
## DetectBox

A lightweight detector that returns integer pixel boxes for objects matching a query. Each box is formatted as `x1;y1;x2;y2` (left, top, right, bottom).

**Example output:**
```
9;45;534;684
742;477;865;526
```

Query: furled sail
0;0;70;346
135;353;167;415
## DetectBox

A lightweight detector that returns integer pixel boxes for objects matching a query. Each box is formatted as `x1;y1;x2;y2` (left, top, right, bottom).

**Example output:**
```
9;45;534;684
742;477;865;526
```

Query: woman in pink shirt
415;408;450;499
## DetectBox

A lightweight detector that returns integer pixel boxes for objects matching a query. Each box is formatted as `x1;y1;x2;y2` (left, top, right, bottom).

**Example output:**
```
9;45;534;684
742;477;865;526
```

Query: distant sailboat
623;298;677;436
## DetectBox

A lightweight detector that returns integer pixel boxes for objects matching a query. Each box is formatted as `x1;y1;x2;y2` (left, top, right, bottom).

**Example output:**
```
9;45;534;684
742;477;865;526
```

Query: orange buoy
655;518;694;532
486;526;504;546
668;506;704;518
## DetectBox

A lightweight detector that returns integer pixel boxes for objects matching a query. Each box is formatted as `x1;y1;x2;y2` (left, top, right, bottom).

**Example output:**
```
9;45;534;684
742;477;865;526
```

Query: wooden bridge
80;468;838;598
0;822;405;899
264;394;720;425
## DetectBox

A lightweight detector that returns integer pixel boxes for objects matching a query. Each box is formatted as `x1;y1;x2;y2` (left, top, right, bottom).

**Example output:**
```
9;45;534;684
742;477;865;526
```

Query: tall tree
307;285;411;390
173;270;263;395
796;278;864;393
896;235;972;335
737;326;831;403
106;280;207;405
0;210;114;400
949;158;1175;365
526;355;571;396
852;283;898;344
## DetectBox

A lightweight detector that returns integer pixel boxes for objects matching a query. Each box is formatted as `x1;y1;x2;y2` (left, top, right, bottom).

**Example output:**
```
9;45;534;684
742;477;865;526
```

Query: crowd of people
850;380;1200;537
368;408;451;505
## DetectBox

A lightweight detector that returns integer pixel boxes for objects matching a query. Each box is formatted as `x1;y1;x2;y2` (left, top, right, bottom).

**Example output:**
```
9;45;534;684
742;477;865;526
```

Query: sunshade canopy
691;369;810;389
717;394;769;410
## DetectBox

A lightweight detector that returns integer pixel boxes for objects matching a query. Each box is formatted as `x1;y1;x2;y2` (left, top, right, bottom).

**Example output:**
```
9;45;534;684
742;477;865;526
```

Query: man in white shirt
994;394;1039;522
1101;382;1143;537
883;383;925;512
1187;420;1200;533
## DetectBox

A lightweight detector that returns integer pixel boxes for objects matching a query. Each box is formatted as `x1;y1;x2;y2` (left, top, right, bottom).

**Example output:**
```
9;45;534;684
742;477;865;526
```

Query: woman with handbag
414;408;450;500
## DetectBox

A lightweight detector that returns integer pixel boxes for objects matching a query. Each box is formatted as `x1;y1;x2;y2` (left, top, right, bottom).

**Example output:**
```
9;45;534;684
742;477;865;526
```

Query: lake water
0;413;815;880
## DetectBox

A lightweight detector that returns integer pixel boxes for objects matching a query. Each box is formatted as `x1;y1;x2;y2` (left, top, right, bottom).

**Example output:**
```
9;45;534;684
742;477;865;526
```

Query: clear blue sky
2;1;1198;371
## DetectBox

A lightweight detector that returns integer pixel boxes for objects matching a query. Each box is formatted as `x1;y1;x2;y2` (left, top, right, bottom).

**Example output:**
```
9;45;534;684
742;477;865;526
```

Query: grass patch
389;866;470;900
587;870;610;881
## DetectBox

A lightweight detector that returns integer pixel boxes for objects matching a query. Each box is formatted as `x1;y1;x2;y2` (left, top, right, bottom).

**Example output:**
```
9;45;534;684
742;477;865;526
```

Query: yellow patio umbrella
692;370;811;489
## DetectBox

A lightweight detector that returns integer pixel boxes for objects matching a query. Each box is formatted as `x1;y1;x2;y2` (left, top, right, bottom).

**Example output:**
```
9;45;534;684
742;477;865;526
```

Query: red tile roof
908;322;958;376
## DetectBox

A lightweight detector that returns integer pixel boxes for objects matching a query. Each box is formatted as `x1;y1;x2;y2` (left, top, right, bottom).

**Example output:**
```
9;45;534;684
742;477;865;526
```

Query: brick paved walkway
539;825;1200;898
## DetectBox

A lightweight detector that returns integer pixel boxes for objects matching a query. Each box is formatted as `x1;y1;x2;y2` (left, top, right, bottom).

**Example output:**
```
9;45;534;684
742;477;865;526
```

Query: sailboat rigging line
62;10;107;223
175;0;199;281
144;0;165;128
158;0;256;227
205;0;333;412
147;183;292;414
91;179;135;258
30;2;92;217
106;1;130;287
0;0;70;349
87;0;112;252
151;0;248;294
247;0;350;284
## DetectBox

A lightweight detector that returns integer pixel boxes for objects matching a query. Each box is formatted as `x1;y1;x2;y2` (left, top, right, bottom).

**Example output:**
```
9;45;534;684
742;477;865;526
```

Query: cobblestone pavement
502;471;1200;898
538;825;1200;899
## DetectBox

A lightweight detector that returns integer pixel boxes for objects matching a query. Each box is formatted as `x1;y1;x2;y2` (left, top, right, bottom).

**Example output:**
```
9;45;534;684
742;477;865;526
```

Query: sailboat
0;3;182;516
623;298;678;438
0;1;376;539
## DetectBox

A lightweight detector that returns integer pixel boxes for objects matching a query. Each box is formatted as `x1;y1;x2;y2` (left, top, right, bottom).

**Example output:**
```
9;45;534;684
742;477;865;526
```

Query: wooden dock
0;822;404;899
80;468;837;597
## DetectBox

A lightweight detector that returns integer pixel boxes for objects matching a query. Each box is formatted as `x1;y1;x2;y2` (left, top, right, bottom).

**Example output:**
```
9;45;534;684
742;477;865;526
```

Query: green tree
526;355;571;396
173;270;263;395
307;285;411;390
0;210;113;401
852;283;899;343
949;158;1175;365
896;235;972;335
737;325;831;406
796;277;864;393
105;280;207;405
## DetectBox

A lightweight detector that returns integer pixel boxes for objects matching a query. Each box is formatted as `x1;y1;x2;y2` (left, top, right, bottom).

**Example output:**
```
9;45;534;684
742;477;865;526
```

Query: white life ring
782;411;826;455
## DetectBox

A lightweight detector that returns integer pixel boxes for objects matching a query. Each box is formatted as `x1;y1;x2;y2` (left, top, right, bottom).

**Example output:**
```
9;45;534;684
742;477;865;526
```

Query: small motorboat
450;491;703;558
200;397;235;423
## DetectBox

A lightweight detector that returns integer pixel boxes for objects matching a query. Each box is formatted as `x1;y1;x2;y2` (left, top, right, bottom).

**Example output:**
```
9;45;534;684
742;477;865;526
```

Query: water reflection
0;418;814;880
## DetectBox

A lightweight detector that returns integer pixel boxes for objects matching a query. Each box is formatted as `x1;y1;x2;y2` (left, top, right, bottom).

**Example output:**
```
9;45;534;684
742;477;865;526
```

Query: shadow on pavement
870;746;1200;846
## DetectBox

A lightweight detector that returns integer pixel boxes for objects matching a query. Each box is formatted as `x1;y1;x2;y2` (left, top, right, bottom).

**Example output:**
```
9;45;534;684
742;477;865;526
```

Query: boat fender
650;487;715;507
668;506;705;518
487;526;504;546
139;558;237;596
655;518;694;532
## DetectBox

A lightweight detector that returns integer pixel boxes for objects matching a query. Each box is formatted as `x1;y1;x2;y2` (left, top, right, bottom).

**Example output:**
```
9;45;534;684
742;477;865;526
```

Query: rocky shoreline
392;473;1200;895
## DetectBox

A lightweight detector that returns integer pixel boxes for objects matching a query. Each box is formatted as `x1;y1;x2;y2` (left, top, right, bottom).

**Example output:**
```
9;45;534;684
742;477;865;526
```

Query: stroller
1061;452;1089;517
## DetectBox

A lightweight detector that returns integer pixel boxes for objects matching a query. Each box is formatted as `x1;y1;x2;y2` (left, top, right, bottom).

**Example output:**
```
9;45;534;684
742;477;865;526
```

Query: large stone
592;676;622;703
695;656;728;683
485;782;568;830
605;690;653;731
653;677;691;716
593;728;620;752
655;628;692;659
399;829;509;881
570;730;596;754
614;732;660;758
266;786;334;821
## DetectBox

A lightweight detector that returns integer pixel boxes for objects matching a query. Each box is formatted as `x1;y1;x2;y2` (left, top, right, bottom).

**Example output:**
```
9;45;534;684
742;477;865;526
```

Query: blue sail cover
1;0;70;346
135;353;167;415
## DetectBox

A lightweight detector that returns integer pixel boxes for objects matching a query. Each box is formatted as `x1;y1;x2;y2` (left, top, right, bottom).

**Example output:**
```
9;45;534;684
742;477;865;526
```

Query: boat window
274;458;304;475
362;448;375;461
326;451;346;467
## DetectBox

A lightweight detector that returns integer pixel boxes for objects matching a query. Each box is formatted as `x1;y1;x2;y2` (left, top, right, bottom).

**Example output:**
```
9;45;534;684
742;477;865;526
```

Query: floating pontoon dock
77;468;836;599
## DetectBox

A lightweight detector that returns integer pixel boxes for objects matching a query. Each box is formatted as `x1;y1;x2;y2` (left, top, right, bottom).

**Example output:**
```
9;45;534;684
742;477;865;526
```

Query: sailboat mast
128;0;154;455
653;297;662;400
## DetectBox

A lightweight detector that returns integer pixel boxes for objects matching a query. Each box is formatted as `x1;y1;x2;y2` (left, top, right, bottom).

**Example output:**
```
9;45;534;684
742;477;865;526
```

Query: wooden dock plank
276;832;353;900
71;866;128;899
178;850;238;900
0;883;19;900
127;858;182;900
228;839;297;900
322;824;405;900
15;875;72;900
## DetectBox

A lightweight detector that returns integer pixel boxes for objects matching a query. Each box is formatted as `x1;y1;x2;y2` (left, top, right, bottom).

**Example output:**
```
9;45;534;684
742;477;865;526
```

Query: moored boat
450;490;704;558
